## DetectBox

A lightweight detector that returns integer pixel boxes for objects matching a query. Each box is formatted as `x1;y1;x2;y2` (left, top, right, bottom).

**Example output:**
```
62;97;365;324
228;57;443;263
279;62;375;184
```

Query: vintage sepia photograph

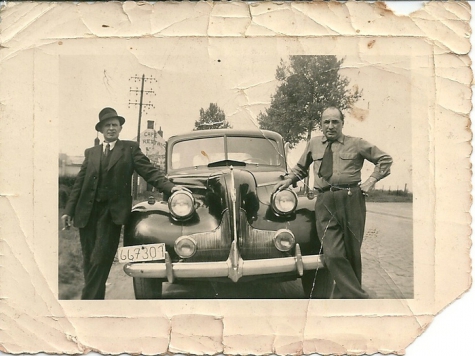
58;46;413;300
3;1;472;354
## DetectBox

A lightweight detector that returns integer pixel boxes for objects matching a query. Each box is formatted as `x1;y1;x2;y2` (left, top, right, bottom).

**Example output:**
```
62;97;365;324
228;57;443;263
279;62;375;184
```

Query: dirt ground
103;202;413;299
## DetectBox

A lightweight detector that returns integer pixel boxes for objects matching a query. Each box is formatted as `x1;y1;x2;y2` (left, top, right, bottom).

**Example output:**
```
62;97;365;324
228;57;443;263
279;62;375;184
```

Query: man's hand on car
274;178;293;192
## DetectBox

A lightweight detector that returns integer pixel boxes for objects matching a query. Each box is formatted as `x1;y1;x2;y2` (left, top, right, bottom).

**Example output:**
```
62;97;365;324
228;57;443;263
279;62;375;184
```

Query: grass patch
365;189;413;203
58;208;84;300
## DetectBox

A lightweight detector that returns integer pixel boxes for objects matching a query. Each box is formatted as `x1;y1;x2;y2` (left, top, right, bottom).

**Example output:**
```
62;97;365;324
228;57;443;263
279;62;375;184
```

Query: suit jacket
65;140;174;228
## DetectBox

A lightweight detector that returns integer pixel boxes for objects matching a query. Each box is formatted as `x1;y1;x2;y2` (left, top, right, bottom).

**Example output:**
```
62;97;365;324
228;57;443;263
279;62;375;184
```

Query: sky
59;38;412;191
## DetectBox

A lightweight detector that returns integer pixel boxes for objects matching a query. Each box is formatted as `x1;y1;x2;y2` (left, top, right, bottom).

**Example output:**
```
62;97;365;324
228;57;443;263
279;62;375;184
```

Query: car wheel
133;277;163;299
301;269;334;299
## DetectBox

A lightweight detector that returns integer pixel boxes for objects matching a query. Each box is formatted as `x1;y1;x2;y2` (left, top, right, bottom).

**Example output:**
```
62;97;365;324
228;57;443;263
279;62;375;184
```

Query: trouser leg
342;188;366;286
316;189;368;299
79;202;121;300
80;262;111;299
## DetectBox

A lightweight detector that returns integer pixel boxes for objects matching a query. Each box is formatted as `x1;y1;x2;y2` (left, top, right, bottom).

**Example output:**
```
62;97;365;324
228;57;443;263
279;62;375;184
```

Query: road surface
105;202;413;299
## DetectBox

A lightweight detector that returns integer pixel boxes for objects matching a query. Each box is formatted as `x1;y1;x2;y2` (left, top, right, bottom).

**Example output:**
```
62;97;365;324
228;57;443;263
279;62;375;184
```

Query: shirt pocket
312;152;325;161
339;152;358;160
312;151;325;173
339;152;360;176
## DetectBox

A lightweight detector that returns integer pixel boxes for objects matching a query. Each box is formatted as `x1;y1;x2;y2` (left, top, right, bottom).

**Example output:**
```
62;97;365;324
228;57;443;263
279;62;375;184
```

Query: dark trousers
79;201;121;300
315;187;369;299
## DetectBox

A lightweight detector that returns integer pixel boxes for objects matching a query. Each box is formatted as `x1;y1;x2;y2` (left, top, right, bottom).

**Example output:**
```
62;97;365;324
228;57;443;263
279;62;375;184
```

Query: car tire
301;269;334;299
133;277;163;299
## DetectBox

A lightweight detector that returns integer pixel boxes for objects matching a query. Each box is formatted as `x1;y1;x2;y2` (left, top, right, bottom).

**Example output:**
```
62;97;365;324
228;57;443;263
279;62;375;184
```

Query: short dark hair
322;107;344;123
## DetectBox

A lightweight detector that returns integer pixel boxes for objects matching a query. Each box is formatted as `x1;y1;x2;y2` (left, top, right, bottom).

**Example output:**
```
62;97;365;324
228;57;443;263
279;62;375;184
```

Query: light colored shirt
103;140;117;153
289;135;392;189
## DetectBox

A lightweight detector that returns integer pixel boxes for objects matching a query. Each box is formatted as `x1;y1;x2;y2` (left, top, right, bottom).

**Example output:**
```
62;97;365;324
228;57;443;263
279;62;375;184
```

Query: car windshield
171;136;282;169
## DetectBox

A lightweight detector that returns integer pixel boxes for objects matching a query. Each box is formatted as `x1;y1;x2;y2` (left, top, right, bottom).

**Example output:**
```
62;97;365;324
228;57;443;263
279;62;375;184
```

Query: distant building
59;153;84;177
133;120;167;194
134;120;166;169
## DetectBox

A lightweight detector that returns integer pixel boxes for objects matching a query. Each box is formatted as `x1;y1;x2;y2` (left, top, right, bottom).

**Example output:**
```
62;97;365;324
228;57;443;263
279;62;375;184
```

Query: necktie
104;143;110;157
318;142;333;181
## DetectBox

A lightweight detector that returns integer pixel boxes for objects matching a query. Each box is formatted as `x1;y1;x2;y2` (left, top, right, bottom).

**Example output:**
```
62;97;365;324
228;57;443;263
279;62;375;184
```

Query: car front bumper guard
123;242;325;283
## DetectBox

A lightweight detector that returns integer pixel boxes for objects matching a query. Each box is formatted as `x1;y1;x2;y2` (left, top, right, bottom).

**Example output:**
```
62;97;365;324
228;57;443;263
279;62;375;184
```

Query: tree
194;103;232;130
258;56;362;148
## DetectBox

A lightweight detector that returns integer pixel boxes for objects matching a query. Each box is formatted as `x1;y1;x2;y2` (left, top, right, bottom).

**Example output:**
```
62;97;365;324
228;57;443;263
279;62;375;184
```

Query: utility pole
128;74;157;199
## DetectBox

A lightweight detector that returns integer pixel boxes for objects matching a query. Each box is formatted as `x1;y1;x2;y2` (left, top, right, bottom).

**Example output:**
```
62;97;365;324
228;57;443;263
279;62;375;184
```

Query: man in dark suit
62;107;185;300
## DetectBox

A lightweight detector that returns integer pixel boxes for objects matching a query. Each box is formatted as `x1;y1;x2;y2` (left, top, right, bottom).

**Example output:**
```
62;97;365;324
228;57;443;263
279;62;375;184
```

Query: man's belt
315;183;360;193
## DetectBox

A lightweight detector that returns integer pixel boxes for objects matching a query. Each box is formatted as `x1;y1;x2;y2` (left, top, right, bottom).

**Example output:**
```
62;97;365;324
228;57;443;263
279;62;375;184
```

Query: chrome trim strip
228;240;243;282
229;166;238;245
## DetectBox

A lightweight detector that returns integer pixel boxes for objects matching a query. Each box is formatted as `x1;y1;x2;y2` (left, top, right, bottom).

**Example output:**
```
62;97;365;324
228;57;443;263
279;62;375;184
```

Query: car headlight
271;189;297;215
174;236;197;258
273;229;295;252
168;190;195;220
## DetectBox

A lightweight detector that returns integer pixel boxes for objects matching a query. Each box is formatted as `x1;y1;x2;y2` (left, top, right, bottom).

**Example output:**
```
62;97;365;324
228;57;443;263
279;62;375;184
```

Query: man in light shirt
62;107;186;299
275;107;393;298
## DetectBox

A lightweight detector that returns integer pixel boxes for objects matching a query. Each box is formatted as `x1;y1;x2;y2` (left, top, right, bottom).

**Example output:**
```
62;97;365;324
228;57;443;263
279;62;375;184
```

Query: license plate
117;243;166;263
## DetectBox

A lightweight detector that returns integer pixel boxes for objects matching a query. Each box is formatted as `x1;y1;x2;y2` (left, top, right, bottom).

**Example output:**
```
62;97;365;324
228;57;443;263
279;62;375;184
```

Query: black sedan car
119;129;333;298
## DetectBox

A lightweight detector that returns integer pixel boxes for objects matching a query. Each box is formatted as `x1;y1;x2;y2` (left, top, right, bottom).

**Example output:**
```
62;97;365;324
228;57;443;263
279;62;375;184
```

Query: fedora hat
95;107;125;131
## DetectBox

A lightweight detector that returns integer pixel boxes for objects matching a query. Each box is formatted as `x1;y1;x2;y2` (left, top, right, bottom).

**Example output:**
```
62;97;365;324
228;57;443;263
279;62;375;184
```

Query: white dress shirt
103;140;117;153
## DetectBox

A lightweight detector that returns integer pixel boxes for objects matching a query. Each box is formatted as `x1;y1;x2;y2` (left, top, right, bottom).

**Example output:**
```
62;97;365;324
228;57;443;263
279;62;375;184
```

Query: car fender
124;200;221;247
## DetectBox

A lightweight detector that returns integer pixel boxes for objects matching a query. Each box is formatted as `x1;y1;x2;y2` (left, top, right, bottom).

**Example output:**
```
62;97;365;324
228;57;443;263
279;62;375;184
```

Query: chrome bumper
123;242;325;283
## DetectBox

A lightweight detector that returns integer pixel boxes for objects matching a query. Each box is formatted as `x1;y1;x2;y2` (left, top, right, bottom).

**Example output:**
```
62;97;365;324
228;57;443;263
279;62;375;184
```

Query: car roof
167;129;283;145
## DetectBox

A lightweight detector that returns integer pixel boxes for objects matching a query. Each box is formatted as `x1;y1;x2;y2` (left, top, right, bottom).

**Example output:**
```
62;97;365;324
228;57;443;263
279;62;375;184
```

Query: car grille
185;214;232;262
239;221;288;260
184;210;287;262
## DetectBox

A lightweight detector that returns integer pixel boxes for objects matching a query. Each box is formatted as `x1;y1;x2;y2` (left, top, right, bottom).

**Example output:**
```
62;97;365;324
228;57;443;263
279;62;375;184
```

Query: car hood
168;167;284;220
